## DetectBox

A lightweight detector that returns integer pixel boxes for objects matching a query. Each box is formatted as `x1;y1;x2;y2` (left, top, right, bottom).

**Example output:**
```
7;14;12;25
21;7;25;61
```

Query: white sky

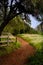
29;15;41;28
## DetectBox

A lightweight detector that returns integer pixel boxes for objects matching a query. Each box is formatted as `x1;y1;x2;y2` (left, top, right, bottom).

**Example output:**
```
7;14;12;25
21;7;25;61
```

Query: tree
0;0;43;40
0;0;37;34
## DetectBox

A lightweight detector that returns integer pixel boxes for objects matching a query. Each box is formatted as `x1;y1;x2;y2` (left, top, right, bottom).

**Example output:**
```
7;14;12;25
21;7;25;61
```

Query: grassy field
18;34;43;50
18;34;43;65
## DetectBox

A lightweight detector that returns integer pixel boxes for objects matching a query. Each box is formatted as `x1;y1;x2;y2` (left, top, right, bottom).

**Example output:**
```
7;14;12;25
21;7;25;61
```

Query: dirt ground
0;37;36;65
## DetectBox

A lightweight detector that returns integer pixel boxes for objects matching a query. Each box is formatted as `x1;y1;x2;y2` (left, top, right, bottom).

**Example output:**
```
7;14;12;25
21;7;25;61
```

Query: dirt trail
0;36;36;65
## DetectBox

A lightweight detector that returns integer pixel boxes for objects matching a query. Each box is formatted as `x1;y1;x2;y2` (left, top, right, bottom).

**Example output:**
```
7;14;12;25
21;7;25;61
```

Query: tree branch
7;0;25;20
0;11;22;33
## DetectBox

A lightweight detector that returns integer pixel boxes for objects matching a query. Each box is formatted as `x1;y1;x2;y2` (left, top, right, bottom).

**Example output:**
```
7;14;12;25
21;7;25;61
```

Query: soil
0;37;36;65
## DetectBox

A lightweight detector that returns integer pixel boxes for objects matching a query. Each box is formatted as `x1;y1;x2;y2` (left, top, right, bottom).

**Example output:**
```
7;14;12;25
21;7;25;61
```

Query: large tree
0;0;43;35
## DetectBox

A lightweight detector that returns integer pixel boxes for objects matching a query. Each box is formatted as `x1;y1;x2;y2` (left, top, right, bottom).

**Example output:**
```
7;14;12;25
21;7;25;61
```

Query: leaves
0;0;43;34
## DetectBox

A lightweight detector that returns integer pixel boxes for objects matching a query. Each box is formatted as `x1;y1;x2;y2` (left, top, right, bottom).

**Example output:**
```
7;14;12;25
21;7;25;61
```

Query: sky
29;15;41;29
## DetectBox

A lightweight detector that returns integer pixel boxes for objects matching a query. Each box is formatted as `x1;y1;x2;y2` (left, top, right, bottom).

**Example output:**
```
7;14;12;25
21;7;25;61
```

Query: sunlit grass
18;34;43;50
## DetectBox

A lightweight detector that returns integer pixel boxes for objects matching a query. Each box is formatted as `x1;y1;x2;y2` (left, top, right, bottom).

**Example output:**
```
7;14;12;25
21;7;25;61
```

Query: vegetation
3;15;38;34
18;34;43;49
0;41;21;56
0;34;21;56
38;31;43;35
3;15;30;34
3;16;27;34
18;34;43;65
0;0;43;36
0;0;43;63
26;41;43;65
27;49;43;65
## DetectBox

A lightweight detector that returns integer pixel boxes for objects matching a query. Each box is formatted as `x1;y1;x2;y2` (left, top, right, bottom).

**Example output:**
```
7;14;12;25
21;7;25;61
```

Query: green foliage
32;0;43;13
38;31;43;35
0;41;21;56
27;50;43;65
3;15;32;34
0;0;43;36
26;42;43;65
3;16;25;34
29;27;38;34
3;15;38;34
37;0;43;13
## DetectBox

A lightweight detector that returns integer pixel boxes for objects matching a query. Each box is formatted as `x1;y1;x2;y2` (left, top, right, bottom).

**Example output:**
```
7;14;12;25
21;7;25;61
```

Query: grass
26;42;43;65
0;34;21;56
0;40;21;56
18;34;43;50
18;34;43;65
26;50;43;65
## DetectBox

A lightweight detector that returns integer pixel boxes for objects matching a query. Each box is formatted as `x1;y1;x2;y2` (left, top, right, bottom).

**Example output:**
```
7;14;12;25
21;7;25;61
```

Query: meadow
18;34;43;50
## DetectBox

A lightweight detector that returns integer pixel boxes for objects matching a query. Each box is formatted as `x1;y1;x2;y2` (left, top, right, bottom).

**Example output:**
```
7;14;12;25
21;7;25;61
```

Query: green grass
0;35;21;56
0;41;21;56
18;34;43;65
26;50;43;65
18;34;43;50
26;42;43;65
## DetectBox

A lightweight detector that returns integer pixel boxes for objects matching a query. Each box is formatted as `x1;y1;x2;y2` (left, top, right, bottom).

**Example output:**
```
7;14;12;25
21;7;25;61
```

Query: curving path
0;36;36;65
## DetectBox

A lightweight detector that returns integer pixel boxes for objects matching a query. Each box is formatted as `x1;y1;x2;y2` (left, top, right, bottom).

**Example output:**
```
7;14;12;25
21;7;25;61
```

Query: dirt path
0;36;36;65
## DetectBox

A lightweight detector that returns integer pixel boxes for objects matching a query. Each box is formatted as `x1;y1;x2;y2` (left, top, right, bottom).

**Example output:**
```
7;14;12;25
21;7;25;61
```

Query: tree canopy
0;0;43;35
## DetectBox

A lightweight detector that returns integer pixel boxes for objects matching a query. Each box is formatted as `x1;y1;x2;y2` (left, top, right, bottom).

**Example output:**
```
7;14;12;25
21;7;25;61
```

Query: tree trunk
0;20;9;44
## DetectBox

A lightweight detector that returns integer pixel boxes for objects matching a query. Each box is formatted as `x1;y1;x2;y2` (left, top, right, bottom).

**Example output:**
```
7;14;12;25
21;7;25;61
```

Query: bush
27;50;43;65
